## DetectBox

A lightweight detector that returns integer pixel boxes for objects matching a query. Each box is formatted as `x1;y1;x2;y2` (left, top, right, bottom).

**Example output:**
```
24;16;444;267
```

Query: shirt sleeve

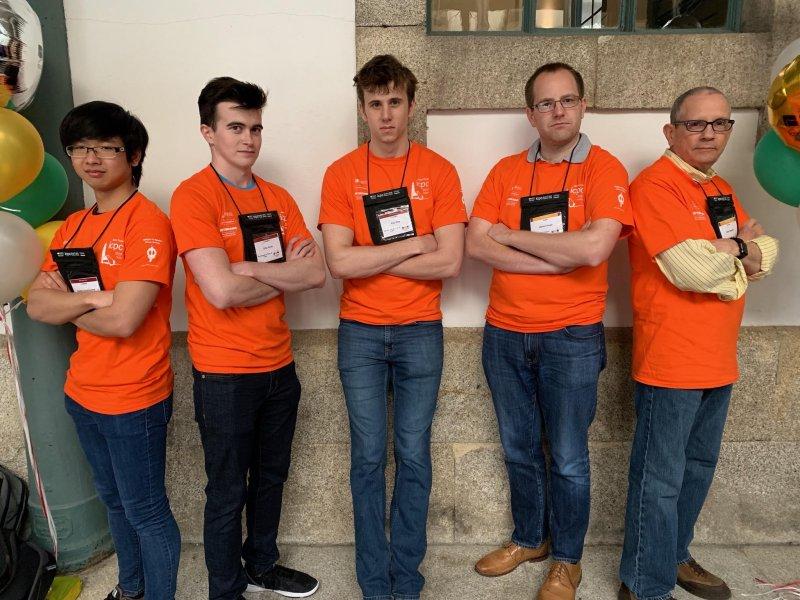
630;175;707;258
40;221;69;273
431;160;468;230
470;161;504;224
585;152;633;235
118;212;175;286
277;187;313;241
318;164;355;230
169;182;225;256
748;234;779;280
654;238;748;301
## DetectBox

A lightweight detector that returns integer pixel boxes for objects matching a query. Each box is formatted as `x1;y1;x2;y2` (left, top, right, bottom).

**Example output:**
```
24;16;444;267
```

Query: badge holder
239;211;286;263
520;191;569;234
706;195;738;239
363;187;417;245
50;249;105;292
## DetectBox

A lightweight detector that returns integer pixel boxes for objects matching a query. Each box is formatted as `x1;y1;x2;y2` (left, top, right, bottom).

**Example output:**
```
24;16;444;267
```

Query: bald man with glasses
617;87;779;600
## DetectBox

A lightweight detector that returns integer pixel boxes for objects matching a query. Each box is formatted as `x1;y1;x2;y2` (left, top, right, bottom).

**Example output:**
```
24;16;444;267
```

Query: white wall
64;1;357;330
429;109;800;327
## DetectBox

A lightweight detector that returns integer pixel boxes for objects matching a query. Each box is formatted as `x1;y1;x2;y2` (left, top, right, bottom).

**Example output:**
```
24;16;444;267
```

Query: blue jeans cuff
394;595;420;600
363;595;393;600
551;556;580;565
511;536;545;549
677;554;693;565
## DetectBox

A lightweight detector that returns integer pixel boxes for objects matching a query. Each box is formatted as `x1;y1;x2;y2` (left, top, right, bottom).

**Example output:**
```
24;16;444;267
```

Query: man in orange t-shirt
170;78;325;600
467;63;632;600
27;102;180;600
319;55;467;600
618;88;778;600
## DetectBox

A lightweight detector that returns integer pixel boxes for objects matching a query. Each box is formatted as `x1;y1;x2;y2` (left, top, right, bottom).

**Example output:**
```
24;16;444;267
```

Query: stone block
0;347;27;477
596;33;772;109
356;0;425;27
772;0;800;58
741;0;775;33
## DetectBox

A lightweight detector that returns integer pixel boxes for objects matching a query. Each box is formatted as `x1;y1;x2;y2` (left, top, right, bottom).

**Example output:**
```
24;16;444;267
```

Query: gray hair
670;87;727;123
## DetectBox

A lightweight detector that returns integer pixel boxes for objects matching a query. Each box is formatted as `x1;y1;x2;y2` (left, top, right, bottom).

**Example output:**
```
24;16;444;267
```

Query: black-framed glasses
672;119;735;132
66;145;126;159
531;95;582;113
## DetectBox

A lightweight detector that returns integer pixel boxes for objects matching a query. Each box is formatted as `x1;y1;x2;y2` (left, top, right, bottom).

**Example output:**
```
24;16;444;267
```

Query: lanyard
62;189;138;249
528;133;581;196
366;141;412;195
698;177;726;200
210;164;270;215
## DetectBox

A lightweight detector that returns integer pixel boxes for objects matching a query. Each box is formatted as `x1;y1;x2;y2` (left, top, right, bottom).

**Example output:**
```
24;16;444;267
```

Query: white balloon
771;37;800;80
0;211;43;303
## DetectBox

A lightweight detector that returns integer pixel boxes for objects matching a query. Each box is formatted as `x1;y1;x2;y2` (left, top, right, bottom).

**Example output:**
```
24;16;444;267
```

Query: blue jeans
619;383;732;600
338;319;443;600
65;395;181;600
482;322;606;563
193;363;301;600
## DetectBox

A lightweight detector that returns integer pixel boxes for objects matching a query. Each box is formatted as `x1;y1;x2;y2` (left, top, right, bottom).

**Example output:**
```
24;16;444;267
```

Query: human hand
230;261;252;277
286;236;316;260
709;238;739;256
414;234;438;254
738;218;765;242
488;223;513;245
41;271;69;291
90;290;114;309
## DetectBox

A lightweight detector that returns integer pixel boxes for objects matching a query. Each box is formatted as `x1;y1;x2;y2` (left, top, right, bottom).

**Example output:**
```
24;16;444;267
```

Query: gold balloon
0;107;43;203
768;54;800;152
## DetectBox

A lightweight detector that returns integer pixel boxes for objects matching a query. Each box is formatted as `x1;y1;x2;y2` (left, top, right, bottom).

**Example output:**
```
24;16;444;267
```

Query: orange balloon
768;55;800;152
0;109;44;203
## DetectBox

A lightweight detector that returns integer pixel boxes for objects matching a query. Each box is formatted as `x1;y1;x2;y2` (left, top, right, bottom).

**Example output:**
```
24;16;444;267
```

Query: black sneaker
104;585;144;600
245;564;319;597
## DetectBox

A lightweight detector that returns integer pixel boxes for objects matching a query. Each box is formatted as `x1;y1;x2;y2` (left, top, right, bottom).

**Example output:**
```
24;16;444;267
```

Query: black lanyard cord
210;164;269;215
366;141;412;195
62;189;138;249
528;133;581;196
698;178;727;201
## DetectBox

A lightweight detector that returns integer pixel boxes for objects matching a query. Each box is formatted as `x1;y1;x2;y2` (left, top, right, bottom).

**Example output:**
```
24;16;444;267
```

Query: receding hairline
670;87;729;122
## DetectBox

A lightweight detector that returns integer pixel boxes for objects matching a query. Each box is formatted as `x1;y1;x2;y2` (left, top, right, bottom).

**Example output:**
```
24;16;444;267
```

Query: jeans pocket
563;322;604;340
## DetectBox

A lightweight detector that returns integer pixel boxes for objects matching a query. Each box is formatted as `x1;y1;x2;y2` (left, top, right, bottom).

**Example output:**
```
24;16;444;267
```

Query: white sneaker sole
245;581;320;597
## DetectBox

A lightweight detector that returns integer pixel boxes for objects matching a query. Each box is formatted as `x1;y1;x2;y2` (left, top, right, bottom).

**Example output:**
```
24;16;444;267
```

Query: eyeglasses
531;96;582;113
66;145;126;159
672;119;735;132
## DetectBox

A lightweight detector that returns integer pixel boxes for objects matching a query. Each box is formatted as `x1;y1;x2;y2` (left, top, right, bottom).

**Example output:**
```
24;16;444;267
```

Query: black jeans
193;362;301;600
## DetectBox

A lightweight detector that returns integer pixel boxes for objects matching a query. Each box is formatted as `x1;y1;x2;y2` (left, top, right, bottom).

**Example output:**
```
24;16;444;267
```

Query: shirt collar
527;133;592;164
664;149;717;183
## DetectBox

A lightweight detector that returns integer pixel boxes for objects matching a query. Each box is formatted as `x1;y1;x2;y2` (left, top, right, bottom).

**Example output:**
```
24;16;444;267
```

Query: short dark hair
525;63;585;108
354;55;418;105
60;101;149;186
670;87;726;123
198;77;267;128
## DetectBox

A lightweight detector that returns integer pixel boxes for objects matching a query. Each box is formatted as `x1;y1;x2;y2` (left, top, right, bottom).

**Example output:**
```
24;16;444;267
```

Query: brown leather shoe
474;540;549;577
618;583;676;600
677;559;731;600
536;561;581;600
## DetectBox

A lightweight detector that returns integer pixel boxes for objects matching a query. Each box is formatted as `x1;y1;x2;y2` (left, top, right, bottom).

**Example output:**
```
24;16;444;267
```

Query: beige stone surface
356;0;425;27
596;33;772;109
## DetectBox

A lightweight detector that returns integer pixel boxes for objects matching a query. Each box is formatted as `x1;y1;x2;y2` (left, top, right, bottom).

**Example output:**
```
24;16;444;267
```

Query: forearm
328;240;420;279
469;238;567;275
385;248;459;280
223;275;280;308
240;258;325;292
72;307;131;337
655;240;747;301
741;242;762;276
506;230;599;268
27;289;97;325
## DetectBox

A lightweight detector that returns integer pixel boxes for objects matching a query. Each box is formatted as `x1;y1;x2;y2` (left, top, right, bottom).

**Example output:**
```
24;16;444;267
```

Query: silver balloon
0;0;43;111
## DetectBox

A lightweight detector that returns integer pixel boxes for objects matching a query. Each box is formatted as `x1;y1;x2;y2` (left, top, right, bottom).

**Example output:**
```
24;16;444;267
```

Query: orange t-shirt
629;155;749;389
41;193;175;415
318;142;467;324
170;166;312;373
471;143;632;333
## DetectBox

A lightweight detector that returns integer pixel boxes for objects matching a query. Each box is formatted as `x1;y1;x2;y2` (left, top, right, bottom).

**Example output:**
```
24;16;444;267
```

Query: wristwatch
731;237;748;260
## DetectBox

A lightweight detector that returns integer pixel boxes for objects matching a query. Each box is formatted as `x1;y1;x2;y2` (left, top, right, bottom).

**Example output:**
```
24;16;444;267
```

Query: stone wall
3;328;797;546
355;0;796;143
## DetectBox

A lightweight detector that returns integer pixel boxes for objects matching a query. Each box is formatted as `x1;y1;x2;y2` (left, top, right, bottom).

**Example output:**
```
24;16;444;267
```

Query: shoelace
548;562;572;585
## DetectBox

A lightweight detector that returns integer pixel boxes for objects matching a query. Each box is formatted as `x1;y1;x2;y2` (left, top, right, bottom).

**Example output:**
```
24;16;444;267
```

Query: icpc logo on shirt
100;238;125;266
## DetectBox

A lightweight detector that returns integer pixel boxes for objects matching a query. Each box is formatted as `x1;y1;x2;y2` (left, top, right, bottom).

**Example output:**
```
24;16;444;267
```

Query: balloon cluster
0;0;63;304
754;52;800;208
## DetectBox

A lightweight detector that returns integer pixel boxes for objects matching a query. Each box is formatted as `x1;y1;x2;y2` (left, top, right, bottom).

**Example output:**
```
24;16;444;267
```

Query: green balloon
753;129;800;207
0;153;69;227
